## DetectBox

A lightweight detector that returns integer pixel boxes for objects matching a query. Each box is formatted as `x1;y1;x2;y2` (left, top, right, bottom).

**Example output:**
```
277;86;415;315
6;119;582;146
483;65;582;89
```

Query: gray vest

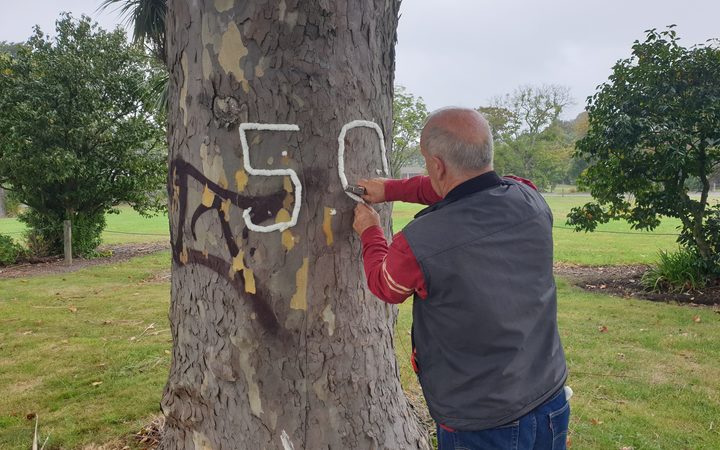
403;178;567;430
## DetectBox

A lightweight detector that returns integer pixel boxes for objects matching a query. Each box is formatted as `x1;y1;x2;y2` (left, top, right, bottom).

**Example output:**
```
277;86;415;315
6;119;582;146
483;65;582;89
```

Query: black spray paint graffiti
169;158;287;335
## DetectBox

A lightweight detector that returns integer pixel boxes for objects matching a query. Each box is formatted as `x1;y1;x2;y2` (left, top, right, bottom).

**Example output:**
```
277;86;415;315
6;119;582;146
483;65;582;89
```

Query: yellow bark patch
322;304;336;336
243;269;256;294
276;208;291;224
220;199;232;221
201;184;215;207
283;175;294;193
282;192;294;211
192;431;214;450
180;52;189;126
180;246;189;265
290;258;309;311
202;48;212;80
230;336;263;418
218;21;249;93
231;251;246;276
214;0;234;12
235;169;249;191
322;207;334;246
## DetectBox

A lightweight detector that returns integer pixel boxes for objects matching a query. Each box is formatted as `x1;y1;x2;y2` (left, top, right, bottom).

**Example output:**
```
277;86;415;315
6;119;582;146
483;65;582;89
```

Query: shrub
20;209;106;258
0;233;24;266
642;248;708;293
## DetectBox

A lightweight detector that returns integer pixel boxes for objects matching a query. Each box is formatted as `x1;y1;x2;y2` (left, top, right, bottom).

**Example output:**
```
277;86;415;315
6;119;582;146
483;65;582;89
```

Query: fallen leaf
91;381;103;386
620;447;634;450
566;436;572;448
61;339;68;344
617;353;625;359
22;330;33;335
164;350;171;355
693;315;701;323
26;412;36;420
129;336;136;341
591;418;603;425
103;320;112;325
598;325;609;333
68;306;78;313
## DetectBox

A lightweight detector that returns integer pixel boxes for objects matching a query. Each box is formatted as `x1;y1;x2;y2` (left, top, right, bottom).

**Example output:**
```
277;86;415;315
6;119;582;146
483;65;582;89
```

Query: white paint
281;150;288;157
238;123;302;232
281;430;295;450
337;120;390;202
329;208;337;216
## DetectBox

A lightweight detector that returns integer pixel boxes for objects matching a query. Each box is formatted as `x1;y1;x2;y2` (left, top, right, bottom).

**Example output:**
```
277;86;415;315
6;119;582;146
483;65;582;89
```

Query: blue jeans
436;388;570;450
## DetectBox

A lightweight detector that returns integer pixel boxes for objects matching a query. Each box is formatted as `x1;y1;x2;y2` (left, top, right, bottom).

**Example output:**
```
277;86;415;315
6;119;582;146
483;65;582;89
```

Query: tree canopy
0;14;166;255
390;86;428;177
568;27;720;266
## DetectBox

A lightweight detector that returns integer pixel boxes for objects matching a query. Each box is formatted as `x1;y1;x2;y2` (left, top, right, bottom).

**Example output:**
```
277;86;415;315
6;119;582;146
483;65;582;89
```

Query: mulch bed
555;262;720;306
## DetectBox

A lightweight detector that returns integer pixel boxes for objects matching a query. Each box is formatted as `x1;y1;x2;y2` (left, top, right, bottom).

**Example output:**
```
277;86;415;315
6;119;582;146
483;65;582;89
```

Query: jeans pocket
548;401;570;450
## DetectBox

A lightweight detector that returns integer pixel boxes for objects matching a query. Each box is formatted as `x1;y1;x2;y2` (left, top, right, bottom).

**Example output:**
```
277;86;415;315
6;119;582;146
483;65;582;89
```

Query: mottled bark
161;1;429;449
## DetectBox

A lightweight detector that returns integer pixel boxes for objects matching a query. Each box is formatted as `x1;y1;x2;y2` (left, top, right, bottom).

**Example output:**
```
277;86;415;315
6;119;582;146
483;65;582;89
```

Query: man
352;108;569;449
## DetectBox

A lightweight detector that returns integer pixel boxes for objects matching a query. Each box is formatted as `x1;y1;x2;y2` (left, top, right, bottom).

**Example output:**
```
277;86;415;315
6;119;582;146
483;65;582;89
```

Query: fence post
63;220;72;265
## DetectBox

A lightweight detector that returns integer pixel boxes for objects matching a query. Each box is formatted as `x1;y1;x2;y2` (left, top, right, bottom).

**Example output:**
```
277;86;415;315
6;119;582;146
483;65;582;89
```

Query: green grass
0;252;171;449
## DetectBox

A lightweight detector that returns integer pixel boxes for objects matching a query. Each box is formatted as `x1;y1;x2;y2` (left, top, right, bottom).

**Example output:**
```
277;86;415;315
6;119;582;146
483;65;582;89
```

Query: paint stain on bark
218;21;249;93
290;258;309;311
201;184;215;207
322;207;334;246
276;209;295;251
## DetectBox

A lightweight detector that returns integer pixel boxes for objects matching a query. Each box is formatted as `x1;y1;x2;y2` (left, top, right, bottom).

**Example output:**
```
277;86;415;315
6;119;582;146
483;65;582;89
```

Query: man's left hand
353;203;381;235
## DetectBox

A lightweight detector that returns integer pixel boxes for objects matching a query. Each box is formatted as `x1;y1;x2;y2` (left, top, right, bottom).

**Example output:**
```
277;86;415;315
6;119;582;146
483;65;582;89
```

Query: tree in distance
568;26;720;274
391;86;428;177
0;14;166;256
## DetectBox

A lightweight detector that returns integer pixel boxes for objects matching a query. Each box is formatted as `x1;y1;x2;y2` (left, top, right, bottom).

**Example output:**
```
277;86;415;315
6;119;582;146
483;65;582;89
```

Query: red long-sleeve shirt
360;175;537;304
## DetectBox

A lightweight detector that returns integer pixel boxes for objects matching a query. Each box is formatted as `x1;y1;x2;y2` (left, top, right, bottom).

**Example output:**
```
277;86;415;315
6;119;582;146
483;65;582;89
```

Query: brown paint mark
201;184;215;207
235;169;249;191
218;21;249;93
322;207;335;246
290;258;309;311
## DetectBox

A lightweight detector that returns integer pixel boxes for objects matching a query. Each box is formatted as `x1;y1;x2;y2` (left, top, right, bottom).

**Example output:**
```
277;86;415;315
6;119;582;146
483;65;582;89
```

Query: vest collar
415;171;505;219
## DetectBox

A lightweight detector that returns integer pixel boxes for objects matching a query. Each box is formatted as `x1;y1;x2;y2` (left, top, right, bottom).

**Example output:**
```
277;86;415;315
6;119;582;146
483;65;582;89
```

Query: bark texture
161;1;429;449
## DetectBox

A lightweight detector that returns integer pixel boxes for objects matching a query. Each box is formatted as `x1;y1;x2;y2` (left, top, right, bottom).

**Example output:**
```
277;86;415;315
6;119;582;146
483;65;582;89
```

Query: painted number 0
238;120;389;233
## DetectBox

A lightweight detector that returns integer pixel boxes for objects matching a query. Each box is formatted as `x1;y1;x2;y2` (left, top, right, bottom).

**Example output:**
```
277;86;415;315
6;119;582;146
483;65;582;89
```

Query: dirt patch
555;262;720;306
0;242;169;279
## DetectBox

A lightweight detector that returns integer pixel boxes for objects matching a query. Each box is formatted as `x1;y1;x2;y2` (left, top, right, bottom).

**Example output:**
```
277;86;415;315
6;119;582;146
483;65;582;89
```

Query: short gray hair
422;120;494;172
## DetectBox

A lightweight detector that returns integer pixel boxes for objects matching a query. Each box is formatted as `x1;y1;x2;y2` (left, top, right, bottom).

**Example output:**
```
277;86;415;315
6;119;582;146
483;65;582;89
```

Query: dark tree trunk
0;187;5;218
161;1;429;449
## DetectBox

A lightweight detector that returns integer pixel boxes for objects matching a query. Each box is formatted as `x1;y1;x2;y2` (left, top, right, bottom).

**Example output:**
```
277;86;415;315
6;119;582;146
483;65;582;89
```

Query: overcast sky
2;1;718;118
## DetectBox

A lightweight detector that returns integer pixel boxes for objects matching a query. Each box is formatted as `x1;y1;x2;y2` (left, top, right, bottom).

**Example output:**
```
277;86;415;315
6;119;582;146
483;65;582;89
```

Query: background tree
0;42;21;218
0;14;166;256
160;2;428;449
568;27;720;269
480;85;574;189
390;86;428;177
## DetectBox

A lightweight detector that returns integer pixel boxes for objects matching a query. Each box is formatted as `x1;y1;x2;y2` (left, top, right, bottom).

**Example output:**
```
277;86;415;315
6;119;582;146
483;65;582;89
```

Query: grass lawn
1;197;719;448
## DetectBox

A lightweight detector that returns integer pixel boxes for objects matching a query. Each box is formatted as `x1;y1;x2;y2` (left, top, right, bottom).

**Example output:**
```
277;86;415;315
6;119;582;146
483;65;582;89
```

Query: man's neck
440;167;493;197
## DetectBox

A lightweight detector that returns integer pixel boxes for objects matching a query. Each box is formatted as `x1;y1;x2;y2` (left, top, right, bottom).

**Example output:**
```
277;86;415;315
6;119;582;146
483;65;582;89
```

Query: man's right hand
358;178;388;204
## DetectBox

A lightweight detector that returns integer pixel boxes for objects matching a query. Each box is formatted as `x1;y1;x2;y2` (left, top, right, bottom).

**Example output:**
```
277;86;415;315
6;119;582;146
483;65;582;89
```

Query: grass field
1;198;719;448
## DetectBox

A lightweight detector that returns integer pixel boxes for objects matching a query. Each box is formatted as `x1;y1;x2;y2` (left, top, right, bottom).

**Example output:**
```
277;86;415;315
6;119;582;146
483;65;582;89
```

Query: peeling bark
162;1;429;448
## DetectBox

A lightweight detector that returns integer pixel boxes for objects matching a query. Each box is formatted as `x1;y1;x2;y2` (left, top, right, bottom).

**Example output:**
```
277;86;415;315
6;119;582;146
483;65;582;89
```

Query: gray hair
422;117;494;173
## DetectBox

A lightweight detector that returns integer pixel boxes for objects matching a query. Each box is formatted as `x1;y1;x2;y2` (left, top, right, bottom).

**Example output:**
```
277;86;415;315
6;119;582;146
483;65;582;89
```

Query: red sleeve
360;226;428;303
384;176;442;205
503;175;538;191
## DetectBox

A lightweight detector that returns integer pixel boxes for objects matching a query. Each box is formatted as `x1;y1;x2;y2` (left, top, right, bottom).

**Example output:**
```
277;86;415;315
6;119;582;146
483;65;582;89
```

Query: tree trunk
161;2;429;449
0;187;5;218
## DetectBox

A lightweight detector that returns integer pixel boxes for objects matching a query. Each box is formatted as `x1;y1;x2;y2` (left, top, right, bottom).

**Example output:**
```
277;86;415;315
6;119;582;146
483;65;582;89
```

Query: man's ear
431;155;446;180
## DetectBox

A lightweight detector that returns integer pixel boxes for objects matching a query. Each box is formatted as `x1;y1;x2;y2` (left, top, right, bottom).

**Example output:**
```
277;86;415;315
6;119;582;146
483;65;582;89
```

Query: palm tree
99;0;168;113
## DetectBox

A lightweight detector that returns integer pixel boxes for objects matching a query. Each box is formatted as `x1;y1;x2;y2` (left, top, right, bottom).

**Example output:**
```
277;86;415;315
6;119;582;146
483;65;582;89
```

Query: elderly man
353;108;569;449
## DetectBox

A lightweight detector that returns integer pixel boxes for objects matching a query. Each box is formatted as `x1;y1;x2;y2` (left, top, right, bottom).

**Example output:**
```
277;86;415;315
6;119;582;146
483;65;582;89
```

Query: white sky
2;1;718;118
